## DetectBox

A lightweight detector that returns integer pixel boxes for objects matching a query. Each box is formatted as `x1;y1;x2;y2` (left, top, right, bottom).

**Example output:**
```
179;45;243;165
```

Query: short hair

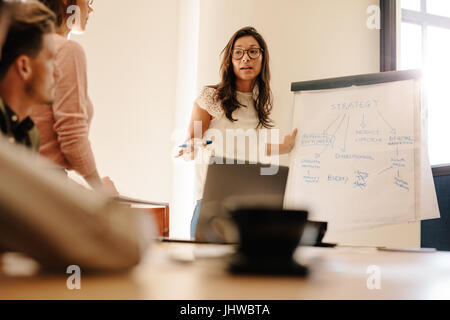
0;0;12;26
0;0;56;80
38;0;77;27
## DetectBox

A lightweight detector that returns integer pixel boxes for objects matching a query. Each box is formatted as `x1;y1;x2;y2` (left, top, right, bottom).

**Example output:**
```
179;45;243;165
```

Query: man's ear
14;55;33;82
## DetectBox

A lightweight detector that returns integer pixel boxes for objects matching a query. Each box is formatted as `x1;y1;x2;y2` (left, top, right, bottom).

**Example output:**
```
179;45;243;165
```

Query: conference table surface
1;241;450;300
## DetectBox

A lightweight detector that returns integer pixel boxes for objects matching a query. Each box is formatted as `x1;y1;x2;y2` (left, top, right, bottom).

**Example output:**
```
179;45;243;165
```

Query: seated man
0;0;56;151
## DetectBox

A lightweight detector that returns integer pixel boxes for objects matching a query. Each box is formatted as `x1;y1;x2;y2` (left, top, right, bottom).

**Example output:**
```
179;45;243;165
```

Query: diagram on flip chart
284;79;437;230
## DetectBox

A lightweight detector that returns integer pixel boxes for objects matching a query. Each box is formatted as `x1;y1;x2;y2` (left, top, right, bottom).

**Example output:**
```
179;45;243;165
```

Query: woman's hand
266;129;298;156
175;138;196;161
101;176;119;196
175;138;206;161
280;128;298;154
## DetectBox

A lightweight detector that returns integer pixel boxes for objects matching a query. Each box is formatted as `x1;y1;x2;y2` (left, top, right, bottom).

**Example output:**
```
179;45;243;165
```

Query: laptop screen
195;157;289;243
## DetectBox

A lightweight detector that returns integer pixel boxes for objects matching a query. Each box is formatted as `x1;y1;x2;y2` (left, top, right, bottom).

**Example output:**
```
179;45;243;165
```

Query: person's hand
281;129;298;154
175;140;196;161
175;138;207;161
101;176;119;196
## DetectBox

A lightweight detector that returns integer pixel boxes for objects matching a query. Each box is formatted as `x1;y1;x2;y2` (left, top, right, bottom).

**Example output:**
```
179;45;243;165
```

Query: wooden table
1;242;450;300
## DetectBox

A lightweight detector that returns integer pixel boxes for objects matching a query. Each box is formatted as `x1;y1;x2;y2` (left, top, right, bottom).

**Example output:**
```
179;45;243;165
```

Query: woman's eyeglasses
232;48;263;60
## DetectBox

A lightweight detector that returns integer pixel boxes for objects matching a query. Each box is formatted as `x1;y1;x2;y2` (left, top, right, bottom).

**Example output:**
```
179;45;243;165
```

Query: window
400;0;450;165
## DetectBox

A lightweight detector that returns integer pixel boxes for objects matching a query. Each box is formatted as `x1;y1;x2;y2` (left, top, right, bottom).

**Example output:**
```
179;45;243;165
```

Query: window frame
380;0;398;72
399;0;450;171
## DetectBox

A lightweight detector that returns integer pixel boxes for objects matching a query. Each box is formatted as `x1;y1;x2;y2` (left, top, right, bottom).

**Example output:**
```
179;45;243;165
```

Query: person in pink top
31;0;117;194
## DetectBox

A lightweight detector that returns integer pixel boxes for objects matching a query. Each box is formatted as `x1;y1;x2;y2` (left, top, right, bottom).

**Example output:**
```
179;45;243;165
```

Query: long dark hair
214;26;273;129
38;0;77;27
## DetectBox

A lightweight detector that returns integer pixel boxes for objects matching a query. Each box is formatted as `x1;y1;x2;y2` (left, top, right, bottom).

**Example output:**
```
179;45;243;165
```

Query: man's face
26;33;57;106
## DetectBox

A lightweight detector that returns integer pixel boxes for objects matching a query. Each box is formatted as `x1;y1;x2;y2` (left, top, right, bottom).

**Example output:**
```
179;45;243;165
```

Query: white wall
171;0;200;239
73;0;420;246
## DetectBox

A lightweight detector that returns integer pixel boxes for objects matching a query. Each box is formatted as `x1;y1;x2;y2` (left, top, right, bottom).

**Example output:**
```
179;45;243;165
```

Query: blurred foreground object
0;136;154;272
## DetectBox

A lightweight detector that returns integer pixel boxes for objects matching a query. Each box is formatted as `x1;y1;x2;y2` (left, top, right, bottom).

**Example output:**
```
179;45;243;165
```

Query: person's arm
52;40;114;193
84;171;102;189
266;129;298;156
176;102;212;159
0;135;150;272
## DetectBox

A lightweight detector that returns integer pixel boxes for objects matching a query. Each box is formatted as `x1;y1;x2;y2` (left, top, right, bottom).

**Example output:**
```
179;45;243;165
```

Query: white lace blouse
194;86;262;201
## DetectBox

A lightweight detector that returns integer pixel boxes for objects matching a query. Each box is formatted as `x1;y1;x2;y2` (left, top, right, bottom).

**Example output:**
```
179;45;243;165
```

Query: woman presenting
178;26;298;237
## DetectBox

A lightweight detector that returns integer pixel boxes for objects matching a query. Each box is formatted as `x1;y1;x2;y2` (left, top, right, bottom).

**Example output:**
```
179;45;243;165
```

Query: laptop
195;157;289;243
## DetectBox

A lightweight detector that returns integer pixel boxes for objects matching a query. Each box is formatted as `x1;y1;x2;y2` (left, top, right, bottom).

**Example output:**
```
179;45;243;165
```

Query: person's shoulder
196;86;222;118
198;85;217;98
55;35;86;59
61;39;85;54
197;85;219;103
202;85;218;93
